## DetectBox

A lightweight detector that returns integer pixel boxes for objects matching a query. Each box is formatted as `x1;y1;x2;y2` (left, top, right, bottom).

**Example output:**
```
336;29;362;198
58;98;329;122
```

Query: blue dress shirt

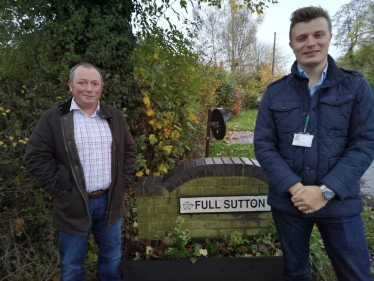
297;63;328;97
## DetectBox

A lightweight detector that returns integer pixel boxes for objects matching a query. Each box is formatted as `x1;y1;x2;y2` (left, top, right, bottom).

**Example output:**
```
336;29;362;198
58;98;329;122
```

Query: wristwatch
319;184;335;200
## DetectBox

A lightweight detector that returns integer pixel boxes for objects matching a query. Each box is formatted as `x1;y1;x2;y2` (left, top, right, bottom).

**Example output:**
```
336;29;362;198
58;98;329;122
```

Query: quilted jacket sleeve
25;111;65;198
321;78;374;200
254;89;302;197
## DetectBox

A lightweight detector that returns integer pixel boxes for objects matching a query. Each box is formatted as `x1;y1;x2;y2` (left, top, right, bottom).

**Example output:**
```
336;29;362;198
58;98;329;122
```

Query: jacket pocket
270;102;301;133
319;95;354;130
56;164;73;191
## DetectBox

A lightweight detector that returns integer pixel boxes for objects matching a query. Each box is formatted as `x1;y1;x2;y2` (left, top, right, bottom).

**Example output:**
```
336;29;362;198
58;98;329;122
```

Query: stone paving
361;162;374;197
227;131;254;145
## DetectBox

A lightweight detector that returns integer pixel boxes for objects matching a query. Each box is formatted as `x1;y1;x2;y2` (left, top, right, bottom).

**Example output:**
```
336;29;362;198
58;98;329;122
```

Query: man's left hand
291;185;328;214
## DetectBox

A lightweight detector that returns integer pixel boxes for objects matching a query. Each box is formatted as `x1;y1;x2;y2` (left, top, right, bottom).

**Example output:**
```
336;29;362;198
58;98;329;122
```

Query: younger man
254;6;374;280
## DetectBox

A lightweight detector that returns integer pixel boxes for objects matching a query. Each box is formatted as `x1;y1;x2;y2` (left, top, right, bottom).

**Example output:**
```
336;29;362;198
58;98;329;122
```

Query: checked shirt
70;98;112;193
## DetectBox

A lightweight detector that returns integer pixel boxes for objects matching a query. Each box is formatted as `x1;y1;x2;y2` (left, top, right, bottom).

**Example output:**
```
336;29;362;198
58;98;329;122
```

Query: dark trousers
272;208;372;281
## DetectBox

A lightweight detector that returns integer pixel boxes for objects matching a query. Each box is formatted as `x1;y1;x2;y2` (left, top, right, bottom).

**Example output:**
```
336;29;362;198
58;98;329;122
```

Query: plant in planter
123;217;333;281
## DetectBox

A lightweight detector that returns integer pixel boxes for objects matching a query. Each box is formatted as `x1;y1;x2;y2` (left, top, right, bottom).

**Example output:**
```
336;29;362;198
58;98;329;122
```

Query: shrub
0;0;134;278
241;90;263;109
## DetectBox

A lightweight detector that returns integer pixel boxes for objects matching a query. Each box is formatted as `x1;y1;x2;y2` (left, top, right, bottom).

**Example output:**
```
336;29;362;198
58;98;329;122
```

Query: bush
0;0;135;279
241;90;263;109
130;31;222;176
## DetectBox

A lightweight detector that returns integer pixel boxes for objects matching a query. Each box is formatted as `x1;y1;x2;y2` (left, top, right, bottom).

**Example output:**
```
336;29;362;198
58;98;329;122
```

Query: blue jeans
59;193;122;281
272;208;372;281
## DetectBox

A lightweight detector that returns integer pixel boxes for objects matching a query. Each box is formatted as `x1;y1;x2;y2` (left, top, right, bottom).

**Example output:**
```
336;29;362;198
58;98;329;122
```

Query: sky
258;0;352;72
158;0;353;73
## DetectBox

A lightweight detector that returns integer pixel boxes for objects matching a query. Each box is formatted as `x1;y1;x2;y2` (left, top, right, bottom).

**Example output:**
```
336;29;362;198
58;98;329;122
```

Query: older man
254;6;374;281
25;63;137;280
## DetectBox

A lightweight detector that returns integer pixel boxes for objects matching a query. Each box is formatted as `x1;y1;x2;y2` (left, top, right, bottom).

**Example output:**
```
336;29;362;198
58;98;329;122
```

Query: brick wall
136;157;271;240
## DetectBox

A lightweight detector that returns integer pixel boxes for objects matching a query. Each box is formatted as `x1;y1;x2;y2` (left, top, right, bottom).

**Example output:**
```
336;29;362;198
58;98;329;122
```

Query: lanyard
304;114;309;133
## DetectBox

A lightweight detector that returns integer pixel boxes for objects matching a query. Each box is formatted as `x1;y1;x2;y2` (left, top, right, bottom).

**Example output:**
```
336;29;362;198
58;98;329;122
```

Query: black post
205;109;212;158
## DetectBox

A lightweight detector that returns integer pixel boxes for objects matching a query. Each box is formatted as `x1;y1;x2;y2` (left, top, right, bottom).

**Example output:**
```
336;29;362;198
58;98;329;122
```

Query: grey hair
69;62;103;83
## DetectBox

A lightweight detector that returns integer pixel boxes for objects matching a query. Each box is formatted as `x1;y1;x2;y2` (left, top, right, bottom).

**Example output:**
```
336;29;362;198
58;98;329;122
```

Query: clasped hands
288;183;328;214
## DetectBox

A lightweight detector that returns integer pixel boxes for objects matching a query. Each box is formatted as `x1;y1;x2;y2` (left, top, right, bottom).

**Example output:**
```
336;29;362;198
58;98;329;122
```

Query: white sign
179;195;270;214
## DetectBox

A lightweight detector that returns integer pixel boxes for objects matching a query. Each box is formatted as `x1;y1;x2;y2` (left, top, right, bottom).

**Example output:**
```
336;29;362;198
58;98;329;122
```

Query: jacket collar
57;97;113;119
290;55;347;87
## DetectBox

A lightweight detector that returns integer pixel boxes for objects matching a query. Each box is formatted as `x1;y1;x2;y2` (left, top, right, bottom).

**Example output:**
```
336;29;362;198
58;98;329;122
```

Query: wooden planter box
122;256;285;281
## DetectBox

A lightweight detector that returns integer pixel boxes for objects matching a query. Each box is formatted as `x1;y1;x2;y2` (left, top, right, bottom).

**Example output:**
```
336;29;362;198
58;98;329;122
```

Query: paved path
361;162;374;197
227;131;254;145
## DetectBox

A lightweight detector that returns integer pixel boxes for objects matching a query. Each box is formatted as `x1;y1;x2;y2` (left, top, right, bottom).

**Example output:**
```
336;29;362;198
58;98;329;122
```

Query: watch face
323;189;334;200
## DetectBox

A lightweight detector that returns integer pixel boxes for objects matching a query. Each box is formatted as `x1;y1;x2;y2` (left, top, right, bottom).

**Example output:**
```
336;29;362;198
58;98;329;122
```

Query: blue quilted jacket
254;55;374;217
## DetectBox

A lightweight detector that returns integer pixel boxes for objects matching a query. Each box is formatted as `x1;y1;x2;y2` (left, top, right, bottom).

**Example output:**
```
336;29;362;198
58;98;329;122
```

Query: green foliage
209;140;256;160
241;90;263;109
163;247;189;260
0;0;134;278
131;29;222;176
225;231;250;251
226;109;258;132
216;72;237;113
205;239;221;255
190;242;202;264
309;228;333;278
167;216;191;249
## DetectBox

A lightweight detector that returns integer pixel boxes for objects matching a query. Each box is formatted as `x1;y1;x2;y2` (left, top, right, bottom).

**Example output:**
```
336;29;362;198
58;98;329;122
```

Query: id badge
292;133;314;147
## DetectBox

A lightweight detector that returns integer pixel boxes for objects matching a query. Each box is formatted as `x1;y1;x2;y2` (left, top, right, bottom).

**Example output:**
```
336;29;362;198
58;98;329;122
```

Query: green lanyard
304;114;309;133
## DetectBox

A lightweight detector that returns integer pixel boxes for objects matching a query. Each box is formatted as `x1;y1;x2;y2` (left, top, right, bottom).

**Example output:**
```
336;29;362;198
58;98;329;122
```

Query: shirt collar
297;63;328;81
70;98;100;117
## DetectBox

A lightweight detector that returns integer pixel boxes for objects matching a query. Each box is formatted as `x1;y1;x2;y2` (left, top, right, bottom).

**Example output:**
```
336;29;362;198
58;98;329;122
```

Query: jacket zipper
60;118;91;224
106;118;118;221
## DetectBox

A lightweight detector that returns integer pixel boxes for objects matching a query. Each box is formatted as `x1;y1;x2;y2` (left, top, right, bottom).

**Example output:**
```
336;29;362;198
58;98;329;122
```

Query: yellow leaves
57;96;61;100
0;141;3;146
164;119;171;126
64;27;67;30
12;142;17;147
6;109;10;113
156;121;163;129
9;136;14;140
22;85;26;89
188;113;197;121
171;130;180;139
136;171;144;177
153;53;158;59
153;172;160;176
163;167;168;173
164;128;171;139
149;120;154;125
145;109;155;117
0;107;3;111
143;96;150;107
2;113;6;116
162;145;173;155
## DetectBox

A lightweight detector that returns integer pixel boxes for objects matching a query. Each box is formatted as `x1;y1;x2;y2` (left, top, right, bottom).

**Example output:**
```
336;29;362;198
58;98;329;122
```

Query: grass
362;198;374;253
208;109;258;159
226;110;258;132
209;140;256;160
